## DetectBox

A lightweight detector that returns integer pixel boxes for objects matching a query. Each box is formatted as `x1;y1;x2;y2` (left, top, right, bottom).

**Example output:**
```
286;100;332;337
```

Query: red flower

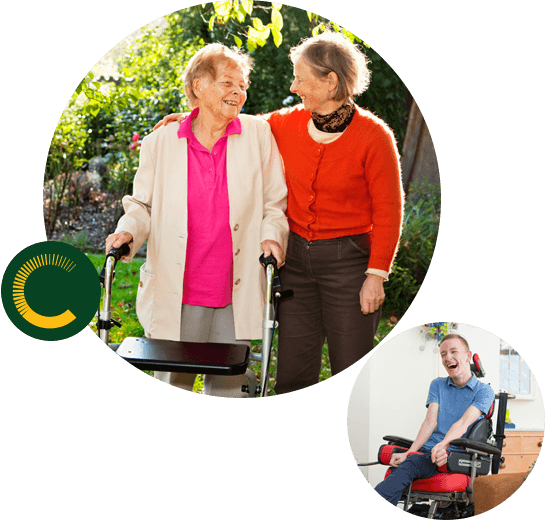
132;133;140;142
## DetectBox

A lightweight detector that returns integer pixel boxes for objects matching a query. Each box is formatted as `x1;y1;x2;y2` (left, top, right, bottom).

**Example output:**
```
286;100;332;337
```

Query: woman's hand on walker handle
153;113;184;131
360;273;385;314
106;232;134;259
261;240;285;268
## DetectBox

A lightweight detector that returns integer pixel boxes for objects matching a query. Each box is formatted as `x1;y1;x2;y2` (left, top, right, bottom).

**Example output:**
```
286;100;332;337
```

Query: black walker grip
259;253;277;268
100;242;131;287
107;243;131;261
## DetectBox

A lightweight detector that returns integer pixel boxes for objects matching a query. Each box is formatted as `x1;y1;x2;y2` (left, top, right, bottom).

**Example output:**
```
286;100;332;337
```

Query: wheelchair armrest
383;436;414;448
449;438;501;456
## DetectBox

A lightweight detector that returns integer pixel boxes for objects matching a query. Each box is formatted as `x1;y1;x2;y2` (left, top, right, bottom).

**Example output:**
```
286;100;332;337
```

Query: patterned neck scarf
311;102;355;133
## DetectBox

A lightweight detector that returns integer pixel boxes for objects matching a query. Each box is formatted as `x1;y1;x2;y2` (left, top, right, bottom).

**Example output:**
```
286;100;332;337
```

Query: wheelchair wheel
407;502;475;519
407;503;430;517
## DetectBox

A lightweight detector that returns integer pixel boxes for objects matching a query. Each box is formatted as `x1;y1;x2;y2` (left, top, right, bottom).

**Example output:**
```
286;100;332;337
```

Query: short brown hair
440;334;470;351
290;31;371;103
183;43;253;109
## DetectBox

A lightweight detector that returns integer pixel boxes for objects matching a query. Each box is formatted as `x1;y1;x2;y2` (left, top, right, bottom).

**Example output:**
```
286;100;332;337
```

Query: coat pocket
136;262;155;335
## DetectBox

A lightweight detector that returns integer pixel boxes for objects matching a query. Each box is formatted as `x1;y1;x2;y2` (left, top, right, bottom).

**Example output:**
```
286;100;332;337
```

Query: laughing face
290;58;339;115
440;338;472;382
194;61;247;124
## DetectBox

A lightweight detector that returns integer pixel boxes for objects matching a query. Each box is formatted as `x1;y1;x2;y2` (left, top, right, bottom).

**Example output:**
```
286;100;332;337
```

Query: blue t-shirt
421;374;495;452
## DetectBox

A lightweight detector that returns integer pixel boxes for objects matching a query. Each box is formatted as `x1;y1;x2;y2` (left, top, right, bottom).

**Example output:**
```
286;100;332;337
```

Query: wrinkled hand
360;274;385;314
105;232;133;259
261;240;285;268
153;113;184;131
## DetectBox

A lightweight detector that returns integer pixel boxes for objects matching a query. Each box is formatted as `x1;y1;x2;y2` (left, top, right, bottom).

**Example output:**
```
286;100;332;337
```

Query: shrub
384;181;441;317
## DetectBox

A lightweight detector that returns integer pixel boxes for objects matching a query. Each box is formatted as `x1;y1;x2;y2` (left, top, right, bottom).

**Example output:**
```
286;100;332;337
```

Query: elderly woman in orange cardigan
157;32;404;395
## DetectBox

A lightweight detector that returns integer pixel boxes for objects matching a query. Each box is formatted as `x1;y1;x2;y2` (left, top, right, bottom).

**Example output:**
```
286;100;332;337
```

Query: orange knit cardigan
267;105;404;273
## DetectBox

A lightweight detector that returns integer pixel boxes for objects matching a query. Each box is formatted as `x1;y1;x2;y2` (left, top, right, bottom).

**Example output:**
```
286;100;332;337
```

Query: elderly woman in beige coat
106;43;288;397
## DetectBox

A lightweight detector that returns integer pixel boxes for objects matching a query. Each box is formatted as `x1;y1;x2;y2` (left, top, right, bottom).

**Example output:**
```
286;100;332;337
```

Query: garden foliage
45;2;432;318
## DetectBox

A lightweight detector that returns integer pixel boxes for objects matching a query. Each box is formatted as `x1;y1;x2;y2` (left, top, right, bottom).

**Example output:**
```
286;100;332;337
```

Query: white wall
347;323;545;488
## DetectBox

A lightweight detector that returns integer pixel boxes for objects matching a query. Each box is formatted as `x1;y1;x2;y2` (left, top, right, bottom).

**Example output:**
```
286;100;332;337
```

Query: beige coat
115;115;288;341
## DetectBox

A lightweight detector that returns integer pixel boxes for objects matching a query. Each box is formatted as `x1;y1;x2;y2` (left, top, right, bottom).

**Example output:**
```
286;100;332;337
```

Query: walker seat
98;245;285;396
113;337;250;375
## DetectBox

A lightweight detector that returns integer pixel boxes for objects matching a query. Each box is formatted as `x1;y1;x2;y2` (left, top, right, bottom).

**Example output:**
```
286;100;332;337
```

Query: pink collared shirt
178;108;241;307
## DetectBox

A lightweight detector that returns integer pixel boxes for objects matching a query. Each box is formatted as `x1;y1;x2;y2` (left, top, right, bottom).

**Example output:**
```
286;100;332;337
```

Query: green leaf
86;103;100;117
252;17;264;30
241;0;252;15
209;14;216;31
233;35;243;48
247;37;256;53
272;3;282;10
213;1;231;17
271;8;283;31
271;26;282;48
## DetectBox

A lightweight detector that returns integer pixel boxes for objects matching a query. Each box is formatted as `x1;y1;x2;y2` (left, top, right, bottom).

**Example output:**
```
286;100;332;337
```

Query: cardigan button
234;224;239;231
315;149;321;156
139;281;143;288
235;249;240;256
308;195;314;202
307;215;313;222
235;279;241;285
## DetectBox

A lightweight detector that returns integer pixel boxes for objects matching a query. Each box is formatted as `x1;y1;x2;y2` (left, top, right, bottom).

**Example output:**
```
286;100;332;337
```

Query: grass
88;252;398;395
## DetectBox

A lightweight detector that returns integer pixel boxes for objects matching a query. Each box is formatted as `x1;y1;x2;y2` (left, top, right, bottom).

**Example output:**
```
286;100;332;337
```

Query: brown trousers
275;231;381;394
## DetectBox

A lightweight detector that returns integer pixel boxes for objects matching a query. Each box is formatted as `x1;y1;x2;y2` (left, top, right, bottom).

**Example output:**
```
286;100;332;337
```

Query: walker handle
259;253;277;268
100;243;131;287
107;243;131;262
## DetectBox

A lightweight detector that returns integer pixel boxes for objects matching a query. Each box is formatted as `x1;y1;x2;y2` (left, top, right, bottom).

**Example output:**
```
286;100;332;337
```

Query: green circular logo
2;241;100;341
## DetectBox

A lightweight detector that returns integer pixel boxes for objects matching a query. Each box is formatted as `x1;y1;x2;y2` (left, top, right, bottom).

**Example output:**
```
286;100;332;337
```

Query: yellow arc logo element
20;308;76;328
12;254;77;329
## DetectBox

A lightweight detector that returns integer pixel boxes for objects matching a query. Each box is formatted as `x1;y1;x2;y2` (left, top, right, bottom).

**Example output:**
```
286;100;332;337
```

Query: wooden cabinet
499;430;543;474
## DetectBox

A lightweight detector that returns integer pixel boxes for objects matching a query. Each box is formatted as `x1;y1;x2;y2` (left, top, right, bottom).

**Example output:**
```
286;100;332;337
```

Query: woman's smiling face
290;58;337;115
195;61;247;123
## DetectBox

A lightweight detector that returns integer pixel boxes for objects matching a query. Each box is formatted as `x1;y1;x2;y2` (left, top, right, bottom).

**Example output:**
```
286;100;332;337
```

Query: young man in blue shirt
374;334;496;505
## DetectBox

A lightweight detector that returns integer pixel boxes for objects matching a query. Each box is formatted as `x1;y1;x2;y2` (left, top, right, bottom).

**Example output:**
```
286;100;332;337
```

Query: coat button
139;281;143;288
315;149;321;156
235;249;240;256
235;279;241;285
234;224;239;231
308;194;315;202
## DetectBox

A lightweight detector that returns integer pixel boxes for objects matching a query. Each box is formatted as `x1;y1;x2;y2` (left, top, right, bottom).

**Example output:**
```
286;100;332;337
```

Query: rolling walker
96;244;290;397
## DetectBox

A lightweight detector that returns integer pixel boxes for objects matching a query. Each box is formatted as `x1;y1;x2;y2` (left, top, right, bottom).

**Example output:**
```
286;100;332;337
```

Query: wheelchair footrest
114;337;250;375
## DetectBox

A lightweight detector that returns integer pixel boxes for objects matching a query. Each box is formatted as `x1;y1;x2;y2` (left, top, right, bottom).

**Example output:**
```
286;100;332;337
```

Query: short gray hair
183;43;253;109
290;31;371;103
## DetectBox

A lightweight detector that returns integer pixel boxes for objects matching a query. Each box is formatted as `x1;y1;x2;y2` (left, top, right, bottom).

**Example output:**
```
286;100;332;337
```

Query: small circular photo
348;322;544;517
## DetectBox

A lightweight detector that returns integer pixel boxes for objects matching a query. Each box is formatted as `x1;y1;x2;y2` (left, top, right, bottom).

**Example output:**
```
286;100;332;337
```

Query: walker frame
96;244;287;397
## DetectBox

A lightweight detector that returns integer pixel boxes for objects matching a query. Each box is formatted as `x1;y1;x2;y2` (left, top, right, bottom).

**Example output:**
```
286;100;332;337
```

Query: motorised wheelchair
359;354;514;518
